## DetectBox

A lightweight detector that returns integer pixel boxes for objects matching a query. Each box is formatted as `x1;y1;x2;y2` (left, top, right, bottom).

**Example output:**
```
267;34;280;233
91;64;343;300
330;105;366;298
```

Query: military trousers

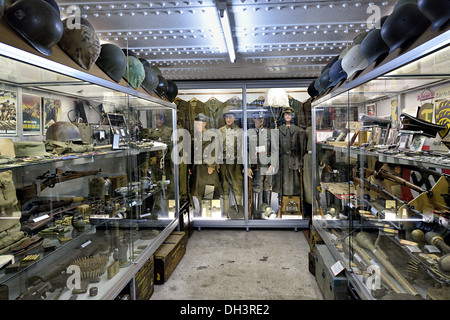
219;163;243;214
251;168;273;193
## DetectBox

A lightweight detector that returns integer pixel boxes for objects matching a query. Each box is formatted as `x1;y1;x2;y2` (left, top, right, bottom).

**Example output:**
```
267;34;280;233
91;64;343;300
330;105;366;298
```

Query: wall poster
43;97;61;131
22;94;41;134
0;90;17;135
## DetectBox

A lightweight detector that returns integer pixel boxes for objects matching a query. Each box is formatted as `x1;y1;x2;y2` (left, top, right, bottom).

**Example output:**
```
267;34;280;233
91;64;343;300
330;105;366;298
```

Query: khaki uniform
247;127;274;193
219;123;244;215
205;97;225;129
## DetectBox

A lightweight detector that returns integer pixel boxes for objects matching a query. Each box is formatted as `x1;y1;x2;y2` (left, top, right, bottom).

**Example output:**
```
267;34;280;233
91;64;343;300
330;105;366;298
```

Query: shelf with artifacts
311;18;450;300
0;10;180;300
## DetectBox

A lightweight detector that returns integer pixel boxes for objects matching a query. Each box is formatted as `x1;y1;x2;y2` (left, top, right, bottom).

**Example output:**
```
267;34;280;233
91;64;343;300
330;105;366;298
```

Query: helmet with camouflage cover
46;121;82;142
59;18;101;70
123;56;145;90
4;0;63;56
96;43;127;83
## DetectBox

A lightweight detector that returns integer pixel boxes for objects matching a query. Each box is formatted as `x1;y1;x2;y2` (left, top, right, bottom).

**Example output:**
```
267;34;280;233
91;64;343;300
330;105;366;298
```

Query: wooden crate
135;256;154;300
154;231;187;284
280;196;302;217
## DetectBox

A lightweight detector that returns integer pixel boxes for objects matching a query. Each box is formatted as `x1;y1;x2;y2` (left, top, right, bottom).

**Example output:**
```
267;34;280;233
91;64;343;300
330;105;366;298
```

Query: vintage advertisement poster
0;90;17;135
434;86;450;139
22;94;41;134
43;97;62;131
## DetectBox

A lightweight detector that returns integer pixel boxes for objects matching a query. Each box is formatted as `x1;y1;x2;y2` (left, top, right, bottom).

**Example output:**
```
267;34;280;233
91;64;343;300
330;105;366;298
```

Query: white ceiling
55;0;397;81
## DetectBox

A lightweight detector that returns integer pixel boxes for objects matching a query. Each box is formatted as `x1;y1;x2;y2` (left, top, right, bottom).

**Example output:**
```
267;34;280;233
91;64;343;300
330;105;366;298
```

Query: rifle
365;168;431;196
353;176;426;220
17;169;101;204
21;197;85;222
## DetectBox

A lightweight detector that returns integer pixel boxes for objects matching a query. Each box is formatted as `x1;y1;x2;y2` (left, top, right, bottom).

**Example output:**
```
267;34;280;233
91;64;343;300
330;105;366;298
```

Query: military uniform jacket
219;123;243;164
247;127;274;170
205;97;224;129
189;136;223;198
279;124;306;170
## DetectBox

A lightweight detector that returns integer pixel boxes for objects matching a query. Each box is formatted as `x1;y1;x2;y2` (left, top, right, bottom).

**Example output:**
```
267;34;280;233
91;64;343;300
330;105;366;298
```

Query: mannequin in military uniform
279;107;306;196
218;106;244;217
247;111;275;214
189;114;223;217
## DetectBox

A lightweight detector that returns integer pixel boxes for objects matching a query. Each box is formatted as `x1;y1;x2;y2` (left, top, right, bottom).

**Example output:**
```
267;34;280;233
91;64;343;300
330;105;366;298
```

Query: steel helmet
352;31;369;47
314;77;324;94
319;68;332;90
321;55;339;75
151;65;163;77
164;80;178;102
46;121;82;142
339;47;350;60
122;48;137;58
123;56;145;90
4;0;63;56
393;0;416;11
381;3;431;54
96;43;127;83
360;27;390;65
328;59;348;87
139;59;159;94
59;18;101;70
307;80;319;98
418;0;450;31
341;44;369;78
154;75;168;98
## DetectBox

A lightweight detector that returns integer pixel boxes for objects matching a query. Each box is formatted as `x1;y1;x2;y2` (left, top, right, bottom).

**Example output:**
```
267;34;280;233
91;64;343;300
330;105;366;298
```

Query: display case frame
311;26;450;300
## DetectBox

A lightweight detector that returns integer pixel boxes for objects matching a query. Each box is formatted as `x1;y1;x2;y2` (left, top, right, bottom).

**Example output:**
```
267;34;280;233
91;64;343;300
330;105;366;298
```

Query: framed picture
22;94;41;135
366;103;376;116
43;97;62;131
0;89;17;135
398;132;414;151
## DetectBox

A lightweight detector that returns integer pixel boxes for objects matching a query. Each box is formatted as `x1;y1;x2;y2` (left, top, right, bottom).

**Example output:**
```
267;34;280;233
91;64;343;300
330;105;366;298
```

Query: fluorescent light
218;2;236;63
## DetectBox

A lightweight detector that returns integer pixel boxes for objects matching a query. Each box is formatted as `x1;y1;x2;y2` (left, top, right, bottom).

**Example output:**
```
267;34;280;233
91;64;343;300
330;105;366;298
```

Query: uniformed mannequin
278;107;306;196
189;113;223;217
247;111;275;215
218;106;244;217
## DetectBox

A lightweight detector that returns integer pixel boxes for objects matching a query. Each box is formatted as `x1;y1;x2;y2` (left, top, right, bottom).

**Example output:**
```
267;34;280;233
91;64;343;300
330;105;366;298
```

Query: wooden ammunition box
109;175;128;189
135;256;154;300
315;244;348;300
154;231;187;284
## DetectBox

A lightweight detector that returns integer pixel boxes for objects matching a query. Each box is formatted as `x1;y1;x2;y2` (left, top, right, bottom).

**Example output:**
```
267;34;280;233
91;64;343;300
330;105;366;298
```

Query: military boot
222;195;230;217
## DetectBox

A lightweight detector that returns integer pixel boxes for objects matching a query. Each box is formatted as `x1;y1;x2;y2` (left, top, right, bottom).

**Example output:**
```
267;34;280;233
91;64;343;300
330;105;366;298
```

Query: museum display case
0;20;179;299
312;31;450;299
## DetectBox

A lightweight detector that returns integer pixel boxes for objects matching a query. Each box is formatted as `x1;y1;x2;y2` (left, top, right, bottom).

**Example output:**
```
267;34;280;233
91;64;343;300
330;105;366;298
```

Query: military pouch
0;231;26;253
0;218;21;238
0;171;18;209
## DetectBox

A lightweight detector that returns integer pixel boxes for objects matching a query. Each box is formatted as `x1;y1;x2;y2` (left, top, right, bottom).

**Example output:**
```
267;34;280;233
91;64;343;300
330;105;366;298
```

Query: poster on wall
434;86;450;139
0;90;17;135
43;97;61;131
366;103;376;116
22;94;41;134
390;98;399;129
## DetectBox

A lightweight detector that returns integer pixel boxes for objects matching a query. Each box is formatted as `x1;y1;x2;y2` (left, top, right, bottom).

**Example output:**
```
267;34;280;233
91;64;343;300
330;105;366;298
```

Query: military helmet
339;47;350;60
122;49;137;58
123;56;145;90
341;44;369;78
4;0;63;56
307;80;319;98
96;43;127;83
139;58;150;68
46;121;82;142
352;31;369;47
141;66;159;94
154;75;168;98
151;65;163;77
393;0;416;11
328;59;348;87
314;77;324;94
321;55;339;75
381;2;430;54
59;18;101;70
360;28;390;65
164;80;178;102
418;0;450;31
222;105;237;117
319;68;332;90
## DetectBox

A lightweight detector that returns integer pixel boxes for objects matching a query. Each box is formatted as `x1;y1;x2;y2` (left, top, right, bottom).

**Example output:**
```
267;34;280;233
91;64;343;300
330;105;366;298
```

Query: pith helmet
123;56;145;90
164;80;178;102
341;44;369;78
4;0;63;56
328;59;348;87
418;0;450;31
59;18;101;70
381;3;431;53
307;80;319;98
46;121;82;142
96;43;127;83
154;75;168;98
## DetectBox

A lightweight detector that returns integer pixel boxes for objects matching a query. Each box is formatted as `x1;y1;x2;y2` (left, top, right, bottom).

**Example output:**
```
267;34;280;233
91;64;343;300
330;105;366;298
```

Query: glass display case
312;36;450;299
0;24;178;299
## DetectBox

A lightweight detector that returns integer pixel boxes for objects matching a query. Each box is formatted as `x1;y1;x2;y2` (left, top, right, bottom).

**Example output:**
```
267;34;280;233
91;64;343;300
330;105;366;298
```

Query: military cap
195;113;208;122
282;106;295;115
14;141;51;158
222;105;237;117
252;111;265;118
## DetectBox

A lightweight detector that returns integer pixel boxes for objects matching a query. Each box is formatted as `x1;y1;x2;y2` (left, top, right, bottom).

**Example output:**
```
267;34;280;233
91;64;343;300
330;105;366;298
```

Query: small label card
330;260;345;277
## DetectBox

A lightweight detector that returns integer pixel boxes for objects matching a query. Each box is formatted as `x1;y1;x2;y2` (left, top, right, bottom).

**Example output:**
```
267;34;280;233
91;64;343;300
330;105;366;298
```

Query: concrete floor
151;229;322;300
